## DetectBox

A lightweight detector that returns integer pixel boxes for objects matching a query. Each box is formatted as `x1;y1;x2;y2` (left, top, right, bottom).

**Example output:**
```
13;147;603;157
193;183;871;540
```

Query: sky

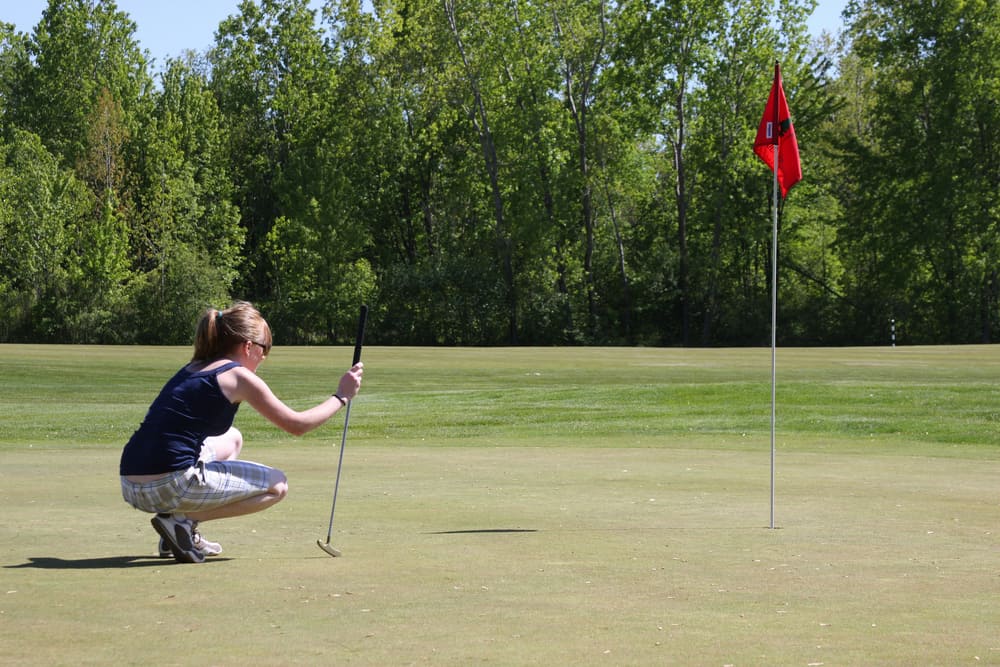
3;0;849;71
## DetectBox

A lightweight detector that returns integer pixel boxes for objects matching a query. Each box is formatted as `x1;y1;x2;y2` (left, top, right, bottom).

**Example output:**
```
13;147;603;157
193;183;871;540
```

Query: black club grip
352;304;368;365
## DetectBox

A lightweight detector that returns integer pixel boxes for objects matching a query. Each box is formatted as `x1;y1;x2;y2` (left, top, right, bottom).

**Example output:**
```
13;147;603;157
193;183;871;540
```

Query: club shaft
321;303;367;549
324;399;352;543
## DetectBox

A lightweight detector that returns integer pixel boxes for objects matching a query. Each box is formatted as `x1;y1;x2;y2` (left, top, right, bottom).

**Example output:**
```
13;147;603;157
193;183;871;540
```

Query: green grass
1;344;999;665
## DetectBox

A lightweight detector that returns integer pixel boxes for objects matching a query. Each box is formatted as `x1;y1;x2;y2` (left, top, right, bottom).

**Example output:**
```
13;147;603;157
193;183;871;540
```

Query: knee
229;428;244;458
270;470;288;501
205;427;243;462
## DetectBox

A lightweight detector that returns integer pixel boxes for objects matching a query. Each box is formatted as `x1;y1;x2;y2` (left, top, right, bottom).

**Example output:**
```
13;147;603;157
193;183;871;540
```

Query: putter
317;304;368;558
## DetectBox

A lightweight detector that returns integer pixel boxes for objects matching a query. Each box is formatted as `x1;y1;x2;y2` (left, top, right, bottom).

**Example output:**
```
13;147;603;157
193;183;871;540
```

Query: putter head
317;539;342;557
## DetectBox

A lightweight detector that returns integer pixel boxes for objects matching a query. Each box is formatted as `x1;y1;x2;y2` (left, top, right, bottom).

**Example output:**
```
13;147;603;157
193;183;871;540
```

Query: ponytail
192;308;223;361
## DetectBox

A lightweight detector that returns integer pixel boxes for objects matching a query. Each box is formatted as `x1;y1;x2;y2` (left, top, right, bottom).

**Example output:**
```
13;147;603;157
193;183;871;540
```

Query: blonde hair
192;301;272;362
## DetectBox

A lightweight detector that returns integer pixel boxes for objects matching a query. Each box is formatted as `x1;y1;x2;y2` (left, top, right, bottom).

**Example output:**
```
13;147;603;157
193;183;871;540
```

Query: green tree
443;0;518;341
842;0;1000;343
0;130;94;341
498;0;581;344
126;56;244;343
214;0;374;342
625;0;727;344
2;1;154;342
327;0;512;344
0;23;31;137
9;0;152;168
548;0;612;338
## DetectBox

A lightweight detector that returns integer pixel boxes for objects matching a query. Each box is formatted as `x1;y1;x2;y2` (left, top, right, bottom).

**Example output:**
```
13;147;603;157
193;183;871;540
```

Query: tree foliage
0;0;996;346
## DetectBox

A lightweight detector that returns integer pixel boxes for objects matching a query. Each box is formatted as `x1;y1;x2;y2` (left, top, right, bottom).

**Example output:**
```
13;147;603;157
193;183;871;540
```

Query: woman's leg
183;466;288;522
202;426;243;462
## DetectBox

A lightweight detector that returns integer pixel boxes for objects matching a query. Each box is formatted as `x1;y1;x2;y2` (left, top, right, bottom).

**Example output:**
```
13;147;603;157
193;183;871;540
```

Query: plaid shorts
121;459;275;514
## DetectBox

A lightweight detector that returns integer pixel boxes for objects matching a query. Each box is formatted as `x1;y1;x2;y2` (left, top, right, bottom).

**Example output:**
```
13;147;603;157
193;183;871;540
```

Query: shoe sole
158;549;222;558
159;542;222;558
150;517;205;564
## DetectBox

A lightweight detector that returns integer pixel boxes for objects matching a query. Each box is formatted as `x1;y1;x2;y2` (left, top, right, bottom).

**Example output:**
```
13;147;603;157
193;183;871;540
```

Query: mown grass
1;344;999;665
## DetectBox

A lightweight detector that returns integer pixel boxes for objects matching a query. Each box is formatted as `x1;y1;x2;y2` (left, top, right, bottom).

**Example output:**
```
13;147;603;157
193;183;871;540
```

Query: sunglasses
249;340;271;357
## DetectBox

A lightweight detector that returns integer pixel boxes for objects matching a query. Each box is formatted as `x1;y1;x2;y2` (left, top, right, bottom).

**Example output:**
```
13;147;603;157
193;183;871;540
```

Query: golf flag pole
770;139;778;530
753;61;801;529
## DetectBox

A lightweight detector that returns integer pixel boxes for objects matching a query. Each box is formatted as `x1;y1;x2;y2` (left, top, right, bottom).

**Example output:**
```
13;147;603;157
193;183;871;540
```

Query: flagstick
756;60;799;530
770;143;778;530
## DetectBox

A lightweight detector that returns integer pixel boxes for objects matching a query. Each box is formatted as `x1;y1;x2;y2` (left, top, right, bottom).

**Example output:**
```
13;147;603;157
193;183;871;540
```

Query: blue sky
3;0;848;71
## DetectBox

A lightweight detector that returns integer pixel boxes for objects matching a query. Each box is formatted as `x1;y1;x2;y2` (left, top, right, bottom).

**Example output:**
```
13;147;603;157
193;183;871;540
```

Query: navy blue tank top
119;361;242;475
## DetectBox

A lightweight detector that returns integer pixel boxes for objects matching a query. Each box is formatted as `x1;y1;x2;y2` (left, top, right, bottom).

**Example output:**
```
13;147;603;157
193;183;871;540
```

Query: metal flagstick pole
770;139;779;530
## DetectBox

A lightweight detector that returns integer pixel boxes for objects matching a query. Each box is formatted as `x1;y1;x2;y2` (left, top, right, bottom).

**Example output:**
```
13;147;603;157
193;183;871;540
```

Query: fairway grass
1;344;999;665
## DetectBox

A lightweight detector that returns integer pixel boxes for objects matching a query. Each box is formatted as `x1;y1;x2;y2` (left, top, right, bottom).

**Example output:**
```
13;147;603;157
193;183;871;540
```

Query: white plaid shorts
121;459;275;514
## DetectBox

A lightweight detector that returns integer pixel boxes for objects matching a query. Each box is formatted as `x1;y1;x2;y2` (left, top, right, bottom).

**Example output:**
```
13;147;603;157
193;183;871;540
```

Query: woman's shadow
5;555;229;569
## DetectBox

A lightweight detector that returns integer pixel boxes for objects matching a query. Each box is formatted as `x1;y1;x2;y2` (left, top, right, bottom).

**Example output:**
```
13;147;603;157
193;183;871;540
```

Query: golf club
317;303;368;558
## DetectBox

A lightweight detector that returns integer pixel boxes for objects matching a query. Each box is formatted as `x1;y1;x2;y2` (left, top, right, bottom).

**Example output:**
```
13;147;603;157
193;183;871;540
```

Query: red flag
754;63;801;198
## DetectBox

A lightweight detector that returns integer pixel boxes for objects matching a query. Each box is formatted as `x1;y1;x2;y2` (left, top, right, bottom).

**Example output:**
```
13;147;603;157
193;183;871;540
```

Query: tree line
1;0;997;347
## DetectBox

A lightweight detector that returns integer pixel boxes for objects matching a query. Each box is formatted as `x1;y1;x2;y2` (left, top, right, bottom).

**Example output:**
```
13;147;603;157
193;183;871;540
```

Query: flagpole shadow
425;529;538;535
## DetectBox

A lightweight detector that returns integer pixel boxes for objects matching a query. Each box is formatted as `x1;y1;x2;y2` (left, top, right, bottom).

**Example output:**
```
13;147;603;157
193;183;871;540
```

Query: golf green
1;344;997;664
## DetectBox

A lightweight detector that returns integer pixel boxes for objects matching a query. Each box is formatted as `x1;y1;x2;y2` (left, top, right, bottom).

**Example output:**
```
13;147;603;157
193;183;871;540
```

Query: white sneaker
150;513;204;564
158;521;222;558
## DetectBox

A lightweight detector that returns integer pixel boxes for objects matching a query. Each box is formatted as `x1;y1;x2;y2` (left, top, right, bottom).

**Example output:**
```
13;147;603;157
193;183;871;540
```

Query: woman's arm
222;363;363;436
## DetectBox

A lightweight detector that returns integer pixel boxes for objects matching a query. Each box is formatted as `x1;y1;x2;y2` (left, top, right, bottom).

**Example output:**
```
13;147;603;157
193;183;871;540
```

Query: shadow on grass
426;528;538;534
5;556;232;569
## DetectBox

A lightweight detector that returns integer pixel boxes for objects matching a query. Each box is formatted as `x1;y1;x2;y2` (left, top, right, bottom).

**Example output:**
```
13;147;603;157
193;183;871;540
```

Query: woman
120;301;364;563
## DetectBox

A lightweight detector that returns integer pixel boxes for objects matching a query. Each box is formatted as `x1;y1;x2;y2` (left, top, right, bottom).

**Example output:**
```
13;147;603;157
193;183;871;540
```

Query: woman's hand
337;362;364;401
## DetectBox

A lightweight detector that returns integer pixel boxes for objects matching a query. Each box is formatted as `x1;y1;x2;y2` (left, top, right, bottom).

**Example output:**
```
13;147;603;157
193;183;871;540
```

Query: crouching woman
120;301;363;563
